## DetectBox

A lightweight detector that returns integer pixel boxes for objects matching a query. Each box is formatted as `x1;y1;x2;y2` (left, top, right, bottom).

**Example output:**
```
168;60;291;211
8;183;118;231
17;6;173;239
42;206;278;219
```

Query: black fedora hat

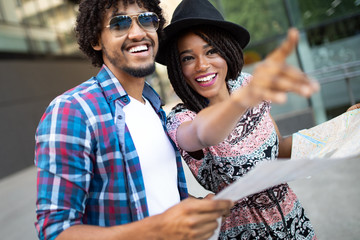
156;0;250;65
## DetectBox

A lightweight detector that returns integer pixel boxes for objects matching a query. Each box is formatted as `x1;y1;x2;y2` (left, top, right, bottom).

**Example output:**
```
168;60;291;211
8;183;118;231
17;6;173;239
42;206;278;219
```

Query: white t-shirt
123;96;180;216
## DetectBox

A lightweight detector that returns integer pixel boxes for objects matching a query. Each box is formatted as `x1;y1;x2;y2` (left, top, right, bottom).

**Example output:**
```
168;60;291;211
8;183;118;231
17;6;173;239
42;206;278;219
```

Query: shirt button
117;115;123;120
109;96;113;100
122;97;128;103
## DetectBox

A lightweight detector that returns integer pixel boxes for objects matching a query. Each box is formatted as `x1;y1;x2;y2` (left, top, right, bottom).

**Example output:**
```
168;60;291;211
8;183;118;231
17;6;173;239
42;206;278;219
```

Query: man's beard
103;44;156;78
121;64;156;78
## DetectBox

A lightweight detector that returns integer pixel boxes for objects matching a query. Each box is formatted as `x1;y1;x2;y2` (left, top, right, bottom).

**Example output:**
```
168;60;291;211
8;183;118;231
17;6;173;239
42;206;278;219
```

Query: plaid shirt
34;65;188;240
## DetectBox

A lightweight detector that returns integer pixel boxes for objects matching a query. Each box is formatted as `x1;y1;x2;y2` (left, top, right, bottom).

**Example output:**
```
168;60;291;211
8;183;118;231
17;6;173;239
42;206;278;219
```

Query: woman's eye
181;56;193;62
207;49;218;55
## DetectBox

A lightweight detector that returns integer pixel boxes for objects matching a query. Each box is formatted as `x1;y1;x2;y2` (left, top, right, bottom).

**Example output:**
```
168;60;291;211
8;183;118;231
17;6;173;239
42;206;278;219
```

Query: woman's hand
347;103;360;112
232;28;319;108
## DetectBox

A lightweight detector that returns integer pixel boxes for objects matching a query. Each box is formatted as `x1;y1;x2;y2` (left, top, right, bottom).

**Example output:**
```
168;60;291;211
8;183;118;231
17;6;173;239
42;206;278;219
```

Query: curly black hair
75;0;165;67
166;25;244;113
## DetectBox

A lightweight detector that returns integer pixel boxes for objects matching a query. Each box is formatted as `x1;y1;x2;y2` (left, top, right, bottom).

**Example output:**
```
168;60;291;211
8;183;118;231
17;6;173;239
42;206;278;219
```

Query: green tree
211;0;289;43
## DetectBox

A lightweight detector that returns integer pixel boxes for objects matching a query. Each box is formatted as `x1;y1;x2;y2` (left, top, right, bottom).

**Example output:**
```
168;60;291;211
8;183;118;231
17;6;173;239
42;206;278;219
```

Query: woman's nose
195;56;210;72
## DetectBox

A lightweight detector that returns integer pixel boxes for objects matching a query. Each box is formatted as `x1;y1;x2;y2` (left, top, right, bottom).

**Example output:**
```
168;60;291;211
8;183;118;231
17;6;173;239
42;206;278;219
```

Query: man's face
93;2;159;79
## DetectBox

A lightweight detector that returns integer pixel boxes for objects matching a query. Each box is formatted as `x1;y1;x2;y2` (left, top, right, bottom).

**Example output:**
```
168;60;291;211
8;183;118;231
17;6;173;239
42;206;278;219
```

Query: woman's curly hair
167;25;244;113
75;0;165;67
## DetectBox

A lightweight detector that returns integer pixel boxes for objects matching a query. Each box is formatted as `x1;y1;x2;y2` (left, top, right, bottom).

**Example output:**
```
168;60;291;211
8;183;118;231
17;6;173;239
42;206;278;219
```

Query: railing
306;60;360;106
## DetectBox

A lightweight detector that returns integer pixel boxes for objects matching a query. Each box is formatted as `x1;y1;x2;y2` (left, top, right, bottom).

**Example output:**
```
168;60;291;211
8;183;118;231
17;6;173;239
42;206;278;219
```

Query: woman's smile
195;73;217;87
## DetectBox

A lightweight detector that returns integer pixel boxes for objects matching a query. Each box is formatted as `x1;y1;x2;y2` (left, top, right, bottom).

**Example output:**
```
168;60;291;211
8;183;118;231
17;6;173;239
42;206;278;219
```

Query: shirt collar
96;64;162;111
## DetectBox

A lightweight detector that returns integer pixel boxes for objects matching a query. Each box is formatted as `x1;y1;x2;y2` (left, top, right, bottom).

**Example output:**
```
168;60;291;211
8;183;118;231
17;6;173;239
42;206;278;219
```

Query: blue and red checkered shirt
34;65;188;240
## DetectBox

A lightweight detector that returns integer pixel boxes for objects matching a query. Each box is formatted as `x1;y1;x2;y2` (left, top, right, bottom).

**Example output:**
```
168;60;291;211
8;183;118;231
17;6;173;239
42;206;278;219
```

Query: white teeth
129;45;148;53
196;74;216;82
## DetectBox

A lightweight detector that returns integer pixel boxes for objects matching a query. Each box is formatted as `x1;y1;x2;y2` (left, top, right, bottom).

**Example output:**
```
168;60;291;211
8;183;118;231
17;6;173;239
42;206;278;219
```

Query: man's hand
157;197;232;240
55;196;232;240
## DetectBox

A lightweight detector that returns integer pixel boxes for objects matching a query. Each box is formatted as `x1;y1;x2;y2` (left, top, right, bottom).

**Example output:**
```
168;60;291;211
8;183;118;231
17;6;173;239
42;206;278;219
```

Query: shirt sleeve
34;97;93;240
166;106;196;149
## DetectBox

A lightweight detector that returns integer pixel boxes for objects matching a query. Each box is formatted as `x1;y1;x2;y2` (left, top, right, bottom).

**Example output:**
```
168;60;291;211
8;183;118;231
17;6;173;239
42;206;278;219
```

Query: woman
156;0;319;239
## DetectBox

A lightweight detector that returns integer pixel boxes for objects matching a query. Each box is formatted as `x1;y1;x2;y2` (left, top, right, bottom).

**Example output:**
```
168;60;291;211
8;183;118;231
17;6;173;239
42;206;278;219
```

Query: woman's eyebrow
179;44;211;56
179;49;192;56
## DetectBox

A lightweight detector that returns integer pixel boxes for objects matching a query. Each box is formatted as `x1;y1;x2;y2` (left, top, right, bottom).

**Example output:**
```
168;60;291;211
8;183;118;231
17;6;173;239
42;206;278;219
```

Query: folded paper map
292;108;360;159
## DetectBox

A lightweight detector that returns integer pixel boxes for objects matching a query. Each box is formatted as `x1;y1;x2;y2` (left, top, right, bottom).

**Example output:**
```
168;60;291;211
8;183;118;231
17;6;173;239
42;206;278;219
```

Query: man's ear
92;40;102;51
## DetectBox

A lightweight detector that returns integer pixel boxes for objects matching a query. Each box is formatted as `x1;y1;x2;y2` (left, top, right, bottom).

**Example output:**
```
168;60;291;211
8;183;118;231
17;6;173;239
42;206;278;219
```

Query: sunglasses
106;12;159;37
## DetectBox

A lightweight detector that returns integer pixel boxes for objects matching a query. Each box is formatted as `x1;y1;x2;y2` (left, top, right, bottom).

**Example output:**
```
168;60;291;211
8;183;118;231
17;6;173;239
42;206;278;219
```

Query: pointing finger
267;28;299;62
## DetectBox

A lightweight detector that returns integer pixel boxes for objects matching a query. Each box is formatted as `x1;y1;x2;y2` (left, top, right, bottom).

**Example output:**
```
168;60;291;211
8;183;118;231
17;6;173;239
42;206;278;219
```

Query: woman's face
177;32;229;104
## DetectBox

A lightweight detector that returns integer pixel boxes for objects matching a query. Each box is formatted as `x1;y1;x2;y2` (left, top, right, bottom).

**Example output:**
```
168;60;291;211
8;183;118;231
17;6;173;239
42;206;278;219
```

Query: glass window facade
0;0;78;55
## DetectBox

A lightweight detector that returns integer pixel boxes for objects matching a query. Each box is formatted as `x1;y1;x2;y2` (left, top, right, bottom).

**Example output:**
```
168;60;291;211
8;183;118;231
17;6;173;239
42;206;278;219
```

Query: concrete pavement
0;166;37;240
1;157;359;240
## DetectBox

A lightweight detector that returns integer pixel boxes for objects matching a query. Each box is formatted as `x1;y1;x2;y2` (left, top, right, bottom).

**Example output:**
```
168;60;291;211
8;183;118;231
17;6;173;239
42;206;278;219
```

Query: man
34;0;232;240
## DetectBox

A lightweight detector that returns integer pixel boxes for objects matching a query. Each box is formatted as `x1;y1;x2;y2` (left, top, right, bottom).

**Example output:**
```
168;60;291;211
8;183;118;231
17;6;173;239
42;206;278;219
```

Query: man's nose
127;19;146;40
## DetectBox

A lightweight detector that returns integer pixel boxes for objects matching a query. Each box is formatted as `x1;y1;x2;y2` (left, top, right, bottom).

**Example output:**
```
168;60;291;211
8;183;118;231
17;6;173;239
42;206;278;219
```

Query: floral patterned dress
166;72;317;240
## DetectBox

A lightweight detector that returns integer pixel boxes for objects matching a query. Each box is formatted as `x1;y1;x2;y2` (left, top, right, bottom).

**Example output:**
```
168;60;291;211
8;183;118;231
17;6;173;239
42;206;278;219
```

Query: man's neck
108;66;146;104
121;78;146;104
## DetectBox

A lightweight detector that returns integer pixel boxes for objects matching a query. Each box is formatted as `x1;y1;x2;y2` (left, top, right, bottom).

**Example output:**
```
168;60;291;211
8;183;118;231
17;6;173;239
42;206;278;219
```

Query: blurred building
0;0;359;179
0;0;97;179
0;0;79;55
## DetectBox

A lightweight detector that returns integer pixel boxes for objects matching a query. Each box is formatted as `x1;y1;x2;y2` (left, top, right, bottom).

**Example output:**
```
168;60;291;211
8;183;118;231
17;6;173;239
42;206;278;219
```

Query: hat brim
156;18;250;66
